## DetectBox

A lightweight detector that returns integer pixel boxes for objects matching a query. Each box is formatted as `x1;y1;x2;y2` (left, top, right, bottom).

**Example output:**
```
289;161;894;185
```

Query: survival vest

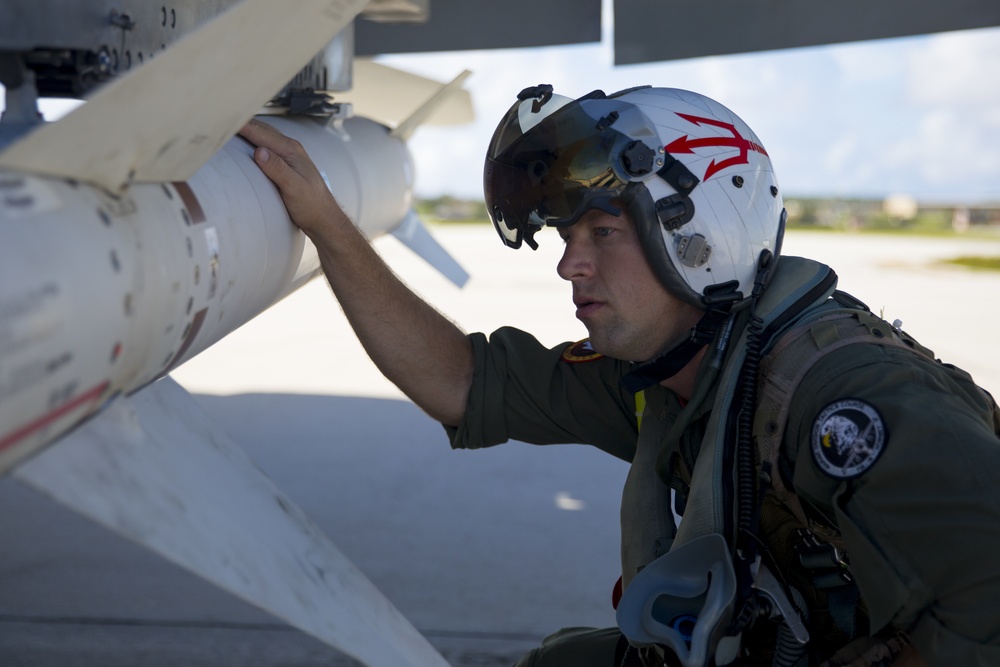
632;256;1000;666
752;293;1000;666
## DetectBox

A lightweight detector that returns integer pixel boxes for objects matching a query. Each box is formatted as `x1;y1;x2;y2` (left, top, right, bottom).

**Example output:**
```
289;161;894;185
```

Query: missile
0;114;418;474
0;115;463;667
0;1;468;664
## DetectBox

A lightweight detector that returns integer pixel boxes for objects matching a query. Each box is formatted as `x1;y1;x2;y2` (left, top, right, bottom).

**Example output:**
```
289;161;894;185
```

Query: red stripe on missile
172;181;207;224
0;381;110;454
164;307;208;373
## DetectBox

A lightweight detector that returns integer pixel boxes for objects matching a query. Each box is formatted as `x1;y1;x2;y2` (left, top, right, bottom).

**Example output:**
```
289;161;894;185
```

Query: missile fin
0;0;368;194
390;70;473;142
352;60;474;131
12;376;449;667
391;210;470;288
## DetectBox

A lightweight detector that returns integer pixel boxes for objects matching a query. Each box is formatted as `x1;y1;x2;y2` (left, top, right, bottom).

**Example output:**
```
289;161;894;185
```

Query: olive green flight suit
446;256;1000;666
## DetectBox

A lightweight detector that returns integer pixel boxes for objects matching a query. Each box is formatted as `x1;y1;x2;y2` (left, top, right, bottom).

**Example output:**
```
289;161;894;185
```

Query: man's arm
786;344;1000;665
238;119;473;426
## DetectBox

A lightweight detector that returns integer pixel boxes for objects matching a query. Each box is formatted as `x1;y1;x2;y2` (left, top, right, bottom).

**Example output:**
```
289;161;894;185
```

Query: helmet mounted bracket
654;153;699;231
516;84;554;113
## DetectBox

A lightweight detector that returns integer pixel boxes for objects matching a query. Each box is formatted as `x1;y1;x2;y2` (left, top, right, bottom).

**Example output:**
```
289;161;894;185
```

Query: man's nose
557;237;592;281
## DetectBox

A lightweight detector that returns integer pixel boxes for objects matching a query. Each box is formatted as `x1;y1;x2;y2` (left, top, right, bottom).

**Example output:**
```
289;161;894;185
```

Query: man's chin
590;334;687;365
588;337;645;363
586;337;612;359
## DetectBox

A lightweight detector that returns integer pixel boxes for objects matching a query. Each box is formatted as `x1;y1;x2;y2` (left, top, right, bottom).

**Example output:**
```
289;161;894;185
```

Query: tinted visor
484;95;654;249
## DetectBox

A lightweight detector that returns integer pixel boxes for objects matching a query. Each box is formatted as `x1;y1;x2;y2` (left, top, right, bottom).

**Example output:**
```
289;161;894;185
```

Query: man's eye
595;227;614;238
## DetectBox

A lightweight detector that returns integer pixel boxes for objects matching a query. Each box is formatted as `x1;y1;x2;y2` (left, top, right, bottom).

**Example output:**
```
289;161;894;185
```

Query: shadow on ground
0;392;627;666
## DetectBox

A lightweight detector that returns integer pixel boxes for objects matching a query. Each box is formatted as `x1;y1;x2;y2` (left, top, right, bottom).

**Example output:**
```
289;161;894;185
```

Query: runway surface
3;224;998;666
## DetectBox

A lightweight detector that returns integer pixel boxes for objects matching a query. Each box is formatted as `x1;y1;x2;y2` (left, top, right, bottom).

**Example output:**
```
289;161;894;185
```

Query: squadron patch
810;399;886;479
561;338;603;363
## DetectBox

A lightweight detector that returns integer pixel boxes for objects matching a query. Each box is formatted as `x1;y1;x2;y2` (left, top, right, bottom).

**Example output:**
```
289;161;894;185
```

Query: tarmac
2;224;999;666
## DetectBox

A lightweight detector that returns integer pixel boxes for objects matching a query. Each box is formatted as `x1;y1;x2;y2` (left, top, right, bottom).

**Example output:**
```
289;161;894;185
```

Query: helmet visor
484;94;655;249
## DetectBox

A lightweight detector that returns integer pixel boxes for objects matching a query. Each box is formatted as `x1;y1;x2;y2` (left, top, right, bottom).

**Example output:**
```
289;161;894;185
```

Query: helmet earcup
617;88;784;307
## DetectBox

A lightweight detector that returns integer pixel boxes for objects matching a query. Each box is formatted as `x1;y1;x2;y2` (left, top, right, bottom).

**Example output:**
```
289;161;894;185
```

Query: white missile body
0;113;462;667
0;115;412;474
0;2;472;663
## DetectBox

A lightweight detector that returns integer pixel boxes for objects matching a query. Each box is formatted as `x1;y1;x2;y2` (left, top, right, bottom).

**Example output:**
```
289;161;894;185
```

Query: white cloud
823;133;861;175
907;28;1000;106
916;109;1000;185
830;38;906;85
894;28;1000;200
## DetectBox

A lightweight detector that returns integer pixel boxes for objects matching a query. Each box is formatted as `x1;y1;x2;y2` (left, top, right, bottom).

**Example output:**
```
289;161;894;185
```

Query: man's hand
238;118;473;426
238;118;347;236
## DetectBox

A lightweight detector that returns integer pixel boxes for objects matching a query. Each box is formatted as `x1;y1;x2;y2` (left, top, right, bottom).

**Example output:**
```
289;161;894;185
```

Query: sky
378;19;1000;204
4;11;998;206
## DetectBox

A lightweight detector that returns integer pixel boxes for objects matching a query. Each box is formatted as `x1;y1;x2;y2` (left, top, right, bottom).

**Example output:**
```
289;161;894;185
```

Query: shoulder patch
561;338;603;364
810;399;886;479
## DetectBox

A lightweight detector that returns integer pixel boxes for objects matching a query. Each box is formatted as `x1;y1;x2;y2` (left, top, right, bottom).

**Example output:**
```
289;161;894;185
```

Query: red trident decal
665;113;768;180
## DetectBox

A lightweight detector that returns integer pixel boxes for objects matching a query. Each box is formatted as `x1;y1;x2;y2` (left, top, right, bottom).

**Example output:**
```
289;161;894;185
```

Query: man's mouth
574;297;603;319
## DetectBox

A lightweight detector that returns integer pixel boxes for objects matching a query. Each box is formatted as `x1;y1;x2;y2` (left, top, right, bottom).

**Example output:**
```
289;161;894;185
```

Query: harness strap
754;307;931;532
621;306;732;393
672;257;838;550
821;631;915;667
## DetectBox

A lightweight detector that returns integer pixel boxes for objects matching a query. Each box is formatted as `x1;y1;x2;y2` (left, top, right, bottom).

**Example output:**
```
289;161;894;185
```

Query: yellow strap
635;390;646;431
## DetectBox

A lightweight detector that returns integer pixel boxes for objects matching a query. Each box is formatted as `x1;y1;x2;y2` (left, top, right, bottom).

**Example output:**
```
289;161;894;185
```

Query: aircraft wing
14;376;448;667
0;0;369;193
355;0;1000;64
611;0;1000;64
355;0;602;54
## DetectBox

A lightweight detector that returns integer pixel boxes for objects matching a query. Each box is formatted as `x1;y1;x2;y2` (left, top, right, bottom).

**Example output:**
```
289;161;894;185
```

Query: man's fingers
253;146;271;165
251;144;296;191
238;118;304;159
238;118;280;144
238;118;276;147
238;118;336;233
241;120;321;184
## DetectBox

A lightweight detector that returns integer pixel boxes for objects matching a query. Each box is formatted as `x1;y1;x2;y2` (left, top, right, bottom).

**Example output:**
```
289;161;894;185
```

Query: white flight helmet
484;85;785;309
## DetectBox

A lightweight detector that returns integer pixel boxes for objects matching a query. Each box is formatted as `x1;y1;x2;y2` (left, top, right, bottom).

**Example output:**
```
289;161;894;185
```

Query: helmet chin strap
620;305;734;394
620;249;777;394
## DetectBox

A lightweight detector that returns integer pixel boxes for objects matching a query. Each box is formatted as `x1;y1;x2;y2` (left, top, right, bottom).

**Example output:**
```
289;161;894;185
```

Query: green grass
940;256;1000;271
785;223;1000;241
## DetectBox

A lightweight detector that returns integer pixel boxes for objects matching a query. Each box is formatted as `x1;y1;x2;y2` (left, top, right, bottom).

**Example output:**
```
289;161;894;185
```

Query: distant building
783;196;1000;231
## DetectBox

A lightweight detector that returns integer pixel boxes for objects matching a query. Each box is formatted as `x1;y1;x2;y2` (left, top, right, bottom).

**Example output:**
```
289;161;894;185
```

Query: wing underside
0;0;369;192
14;377;449;667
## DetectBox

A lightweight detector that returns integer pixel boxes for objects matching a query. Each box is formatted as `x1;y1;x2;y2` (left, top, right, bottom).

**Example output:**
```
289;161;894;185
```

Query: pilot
239;85;1000;667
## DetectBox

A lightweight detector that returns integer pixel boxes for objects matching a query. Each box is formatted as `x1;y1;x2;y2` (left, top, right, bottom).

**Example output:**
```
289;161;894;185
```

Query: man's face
556;208;702;362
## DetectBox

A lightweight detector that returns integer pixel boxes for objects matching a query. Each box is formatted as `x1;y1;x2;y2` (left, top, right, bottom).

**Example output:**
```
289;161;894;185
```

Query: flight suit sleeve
446;327;639;462
783;343;1000;666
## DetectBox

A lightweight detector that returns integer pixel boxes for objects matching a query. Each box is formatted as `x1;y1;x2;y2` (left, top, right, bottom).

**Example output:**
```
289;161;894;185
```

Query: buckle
795;528;853;589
